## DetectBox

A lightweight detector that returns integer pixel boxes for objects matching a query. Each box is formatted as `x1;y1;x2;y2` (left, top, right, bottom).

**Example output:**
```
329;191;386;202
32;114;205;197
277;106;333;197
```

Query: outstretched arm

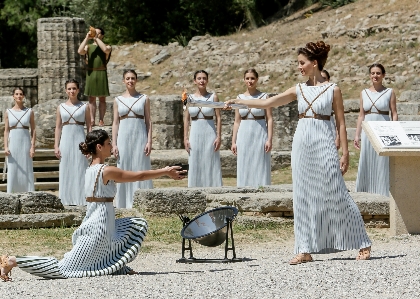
103;166;185;183
226;86;297;109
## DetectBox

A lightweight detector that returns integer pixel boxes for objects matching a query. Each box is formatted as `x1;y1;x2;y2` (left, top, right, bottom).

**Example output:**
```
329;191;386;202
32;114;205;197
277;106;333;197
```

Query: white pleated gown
16;164;148;278
292;83;371;254
356;88;392;197
58;103;88;206
115;95;152;208
188;94;222;187
6;108;34;193
236;93;271;187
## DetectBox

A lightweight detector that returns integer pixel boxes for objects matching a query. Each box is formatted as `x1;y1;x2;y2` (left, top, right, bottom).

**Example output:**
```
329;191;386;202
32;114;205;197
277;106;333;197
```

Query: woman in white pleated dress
354;64;398;196
183;70;222;187
225;41;372;264
0;130;185;281
3;87;35;193
231;68;273;187
54;79;92;205
112;70;152;208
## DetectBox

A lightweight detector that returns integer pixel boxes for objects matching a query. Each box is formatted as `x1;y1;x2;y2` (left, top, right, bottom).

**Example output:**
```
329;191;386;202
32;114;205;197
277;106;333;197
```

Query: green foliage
0;0;357;67
0;0;71;67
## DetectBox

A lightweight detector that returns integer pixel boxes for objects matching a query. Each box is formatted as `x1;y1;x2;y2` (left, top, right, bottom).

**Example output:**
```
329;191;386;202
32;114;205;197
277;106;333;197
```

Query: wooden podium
362;121;420;235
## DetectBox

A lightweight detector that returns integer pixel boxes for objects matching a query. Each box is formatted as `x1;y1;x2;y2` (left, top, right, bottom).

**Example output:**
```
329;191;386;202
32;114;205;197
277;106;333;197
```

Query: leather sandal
0;255;13;282
356;246;371;260
289;253;313;265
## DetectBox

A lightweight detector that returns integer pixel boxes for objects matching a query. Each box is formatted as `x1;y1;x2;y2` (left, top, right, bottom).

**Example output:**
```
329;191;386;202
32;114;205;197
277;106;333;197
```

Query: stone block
397;102;420;115
344;112;359;128
17;192;64;214
0;213;82;229
0;192;20;215
150;50;171;65
152;124;184;149
349;192;389;215
399;90;420;102
343;99;360;113
205;192;294;213
149;95;183;125
134;188;207;215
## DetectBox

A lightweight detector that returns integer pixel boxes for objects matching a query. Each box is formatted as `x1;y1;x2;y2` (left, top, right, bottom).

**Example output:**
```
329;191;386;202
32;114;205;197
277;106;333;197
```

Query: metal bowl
180;207;238;247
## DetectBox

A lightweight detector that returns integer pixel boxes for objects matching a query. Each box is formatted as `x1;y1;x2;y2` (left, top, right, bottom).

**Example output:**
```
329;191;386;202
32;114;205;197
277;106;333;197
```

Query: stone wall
37;17;86;102
0;69;38;107
134;185;390;228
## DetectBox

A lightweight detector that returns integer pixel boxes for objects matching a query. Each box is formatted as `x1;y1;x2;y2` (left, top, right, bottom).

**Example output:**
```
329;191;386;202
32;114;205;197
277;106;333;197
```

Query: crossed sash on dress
363;88;390;115
60;104;85;126
239;93;267;120
117;95;146;120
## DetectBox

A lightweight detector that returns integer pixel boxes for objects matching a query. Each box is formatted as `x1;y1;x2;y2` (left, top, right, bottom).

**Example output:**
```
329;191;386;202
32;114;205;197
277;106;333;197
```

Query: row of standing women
1;40;382;281
3;63;397;207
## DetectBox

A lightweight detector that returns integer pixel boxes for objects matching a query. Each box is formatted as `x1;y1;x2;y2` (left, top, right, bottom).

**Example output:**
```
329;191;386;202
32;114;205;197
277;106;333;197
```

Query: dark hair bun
79;142;90;155
297;40;331;71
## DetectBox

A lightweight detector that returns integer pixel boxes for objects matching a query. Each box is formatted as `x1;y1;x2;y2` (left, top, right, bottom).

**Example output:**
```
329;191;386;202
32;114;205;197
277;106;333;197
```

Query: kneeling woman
0;130;185;281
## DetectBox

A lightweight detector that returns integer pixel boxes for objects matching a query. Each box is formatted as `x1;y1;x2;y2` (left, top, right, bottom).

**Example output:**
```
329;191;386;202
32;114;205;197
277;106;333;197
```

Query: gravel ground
3;233;420;298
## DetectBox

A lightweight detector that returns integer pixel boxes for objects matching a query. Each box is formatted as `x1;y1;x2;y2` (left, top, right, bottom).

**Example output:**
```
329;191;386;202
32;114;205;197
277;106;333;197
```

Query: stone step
134;184;389;227
0;182;59;192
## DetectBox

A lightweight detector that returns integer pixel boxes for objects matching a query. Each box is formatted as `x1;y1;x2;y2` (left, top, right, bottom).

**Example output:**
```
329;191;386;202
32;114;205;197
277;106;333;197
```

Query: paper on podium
182;95;248;110
367;121;420;149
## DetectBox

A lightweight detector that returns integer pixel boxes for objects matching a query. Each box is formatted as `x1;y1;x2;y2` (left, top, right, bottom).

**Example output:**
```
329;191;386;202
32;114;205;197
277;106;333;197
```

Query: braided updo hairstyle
297;41;331;71
79;129;109;155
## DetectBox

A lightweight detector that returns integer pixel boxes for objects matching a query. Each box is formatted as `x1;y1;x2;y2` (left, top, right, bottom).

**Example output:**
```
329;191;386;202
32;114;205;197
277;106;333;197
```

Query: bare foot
99;120;104;126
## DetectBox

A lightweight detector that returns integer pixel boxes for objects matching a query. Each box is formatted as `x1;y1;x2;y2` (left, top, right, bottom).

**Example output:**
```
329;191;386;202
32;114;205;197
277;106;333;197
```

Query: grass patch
0;216;295;257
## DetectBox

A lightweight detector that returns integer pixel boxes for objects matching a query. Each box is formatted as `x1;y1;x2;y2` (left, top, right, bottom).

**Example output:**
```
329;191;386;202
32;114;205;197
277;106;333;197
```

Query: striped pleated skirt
16;202;147;278
292;118;371;254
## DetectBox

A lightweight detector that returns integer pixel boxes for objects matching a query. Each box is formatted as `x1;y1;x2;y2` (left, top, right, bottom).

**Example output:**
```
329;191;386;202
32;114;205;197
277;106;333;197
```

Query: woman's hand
223;99;237;110
213;137;221;151
54;147;61;159
144;142;151;156
353;136;360;150
165;166;187;180
184;139;191;154
231;143;237;156
4;148;10;156
264;140;272;153
340;154;349;175
85;32;93;40
112;145;119;158
30;146;35;158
